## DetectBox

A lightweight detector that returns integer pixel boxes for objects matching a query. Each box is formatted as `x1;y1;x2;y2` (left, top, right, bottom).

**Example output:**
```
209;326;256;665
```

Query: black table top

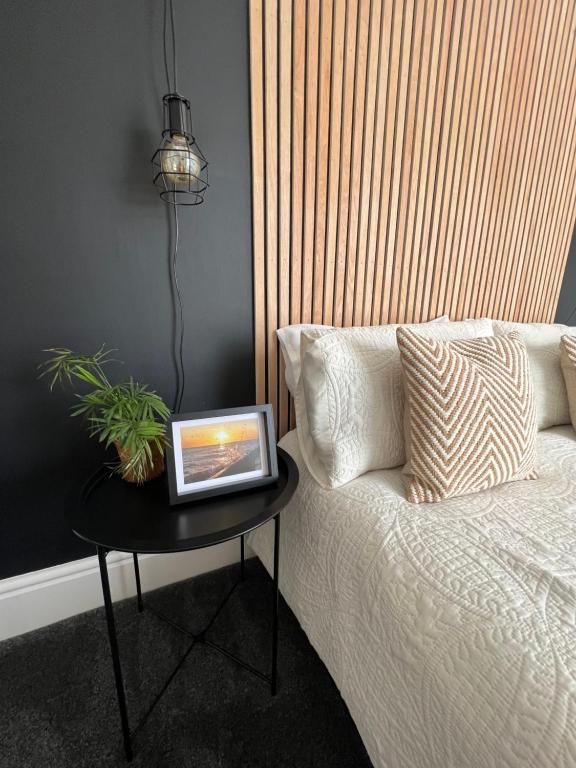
70;448;298;554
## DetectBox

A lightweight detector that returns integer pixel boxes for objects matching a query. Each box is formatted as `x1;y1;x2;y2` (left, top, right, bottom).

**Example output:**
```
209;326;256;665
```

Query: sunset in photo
180;418;259;449
178;415;264;486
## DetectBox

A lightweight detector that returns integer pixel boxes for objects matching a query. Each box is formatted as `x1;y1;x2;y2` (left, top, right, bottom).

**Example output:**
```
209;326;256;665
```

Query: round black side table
70;447;298;762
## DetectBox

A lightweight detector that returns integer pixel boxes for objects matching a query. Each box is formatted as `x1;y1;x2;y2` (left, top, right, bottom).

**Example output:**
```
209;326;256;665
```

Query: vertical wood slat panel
343;0;370;327
469;6;516;317
439;0;485;319
372;0;406;324
250;0;576;437
290;0;306;327
542;39;576;320
541;113;576;321
362;0;394;325
322;0;346;325
542;113;576;320
396;0;433;324
412;0;458;323
301;0;320;324
425;0;467;321
312;0;333;323
447;0;493;319
458;0;513;319
501;0;559;320
288;0;306;433
477;3;536;314
409;0;451;322
510;0;565;320
352;0;383;326
333;0;359;327
278;0;292;438
495;0;548;321
507;0;570;322
528;2;576;322
264;0;278;429
491;1;543;319
387;0;420;324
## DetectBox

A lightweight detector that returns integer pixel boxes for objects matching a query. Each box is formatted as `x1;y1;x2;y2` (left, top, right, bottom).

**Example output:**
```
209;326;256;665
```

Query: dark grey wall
555;227;576;324
0;0;253;578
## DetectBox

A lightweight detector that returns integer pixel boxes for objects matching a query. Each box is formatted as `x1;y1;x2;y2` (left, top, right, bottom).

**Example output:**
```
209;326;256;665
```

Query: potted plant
40;346;171;484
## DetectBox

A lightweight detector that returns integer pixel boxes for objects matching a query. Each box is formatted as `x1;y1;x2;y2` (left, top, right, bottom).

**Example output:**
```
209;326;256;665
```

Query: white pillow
277;316;449;397
277;324;334;397
493;321;572;429
296;318;493;489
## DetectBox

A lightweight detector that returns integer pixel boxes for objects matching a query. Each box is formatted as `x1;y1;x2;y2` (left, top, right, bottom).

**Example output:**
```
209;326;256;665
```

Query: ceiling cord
170;0;178;94
163;0;171;93
163;0;185;412
163;0;178;94
171;204;186;413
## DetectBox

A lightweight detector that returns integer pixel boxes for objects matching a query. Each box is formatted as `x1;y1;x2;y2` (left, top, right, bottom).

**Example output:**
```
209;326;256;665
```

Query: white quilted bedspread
248;428;576;768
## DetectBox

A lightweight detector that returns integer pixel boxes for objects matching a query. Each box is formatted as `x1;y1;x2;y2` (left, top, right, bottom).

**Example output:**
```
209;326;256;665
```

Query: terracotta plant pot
115;440;165;483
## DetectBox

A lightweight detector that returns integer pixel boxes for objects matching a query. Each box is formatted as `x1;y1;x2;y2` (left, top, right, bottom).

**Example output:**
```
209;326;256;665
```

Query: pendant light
152;0;209;415
152;93;209;206
152;0;208;206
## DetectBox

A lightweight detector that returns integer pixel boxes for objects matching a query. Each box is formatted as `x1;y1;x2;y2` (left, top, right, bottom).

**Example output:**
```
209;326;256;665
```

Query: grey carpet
0;558;373;768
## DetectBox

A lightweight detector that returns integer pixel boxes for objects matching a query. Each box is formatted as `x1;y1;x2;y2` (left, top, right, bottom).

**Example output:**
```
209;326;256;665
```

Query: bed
249;427;576;768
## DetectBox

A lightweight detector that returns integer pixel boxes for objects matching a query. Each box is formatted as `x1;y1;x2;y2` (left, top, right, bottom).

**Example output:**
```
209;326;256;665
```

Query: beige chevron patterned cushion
560;335;576;429
397;328;537;503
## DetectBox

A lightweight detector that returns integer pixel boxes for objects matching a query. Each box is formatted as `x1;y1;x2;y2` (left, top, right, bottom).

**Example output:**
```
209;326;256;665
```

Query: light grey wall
0;0;253;578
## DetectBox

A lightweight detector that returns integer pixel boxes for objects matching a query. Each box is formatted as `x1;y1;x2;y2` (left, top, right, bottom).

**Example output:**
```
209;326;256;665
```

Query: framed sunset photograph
165;405;278;505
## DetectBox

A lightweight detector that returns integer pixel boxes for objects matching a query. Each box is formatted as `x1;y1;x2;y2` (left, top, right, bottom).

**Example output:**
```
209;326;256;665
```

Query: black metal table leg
97;546;133;762
133;553;143;613
240;534;245;581
271;513;280;695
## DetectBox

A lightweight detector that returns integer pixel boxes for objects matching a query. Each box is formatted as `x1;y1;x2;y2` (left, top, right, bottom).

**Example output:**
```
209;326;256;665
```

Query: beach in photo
179;416;262;485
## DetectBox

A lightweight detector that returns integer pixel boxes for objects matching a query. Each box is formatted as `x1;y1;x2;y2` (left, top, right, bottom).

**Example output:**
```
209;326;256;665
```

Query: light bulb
161;133;202;190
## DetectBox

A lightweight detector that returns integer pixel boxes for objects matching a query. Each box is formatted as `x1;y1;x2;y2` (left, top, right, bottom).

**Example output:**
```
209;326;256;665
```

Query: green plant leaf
40;345;169;483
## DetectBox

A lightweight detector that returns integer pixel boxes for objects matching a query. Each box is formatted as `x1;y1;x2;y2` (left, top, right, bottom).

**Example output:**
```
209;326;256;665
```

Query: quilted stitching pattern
397;329;537;502
249;428;576;768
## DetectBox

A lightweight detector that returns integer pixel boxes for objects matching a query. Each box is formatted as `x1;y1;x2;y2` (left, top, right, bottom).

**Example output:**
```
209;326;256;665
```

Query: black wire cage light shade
152;93;209;206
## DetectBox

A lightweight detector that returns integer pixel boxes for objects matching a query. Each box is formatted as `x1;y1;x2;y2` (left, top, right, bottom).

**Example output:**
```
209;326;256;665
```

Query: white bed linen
249;428;576;768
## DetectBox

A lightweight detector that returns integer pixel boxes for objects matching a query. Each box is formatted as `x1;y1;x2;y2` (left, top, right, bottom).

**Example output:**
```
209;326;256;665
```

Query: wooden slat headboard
249;0;576;437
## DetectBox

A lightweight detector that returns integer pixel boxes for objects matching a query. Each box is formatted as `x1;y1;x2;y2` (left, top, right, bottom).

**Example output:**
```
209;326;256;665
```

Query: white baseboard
0;540;251;642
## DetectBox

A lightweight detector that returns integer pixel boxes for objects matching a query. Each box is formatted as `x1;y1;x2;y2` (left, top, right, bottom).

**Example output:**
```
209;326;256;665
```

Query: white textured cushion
296;318;493;488
277;316;449;397
493;321;573;429
277;324;334;397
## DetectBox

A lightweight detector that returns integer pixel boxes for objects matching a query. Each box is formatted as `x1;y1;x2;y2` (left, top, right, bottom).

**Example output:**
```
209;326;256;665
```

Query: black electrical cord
172;204;186;413
170;0;178;93
163;0;185;413
163;1;170;92
163;0;178;94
